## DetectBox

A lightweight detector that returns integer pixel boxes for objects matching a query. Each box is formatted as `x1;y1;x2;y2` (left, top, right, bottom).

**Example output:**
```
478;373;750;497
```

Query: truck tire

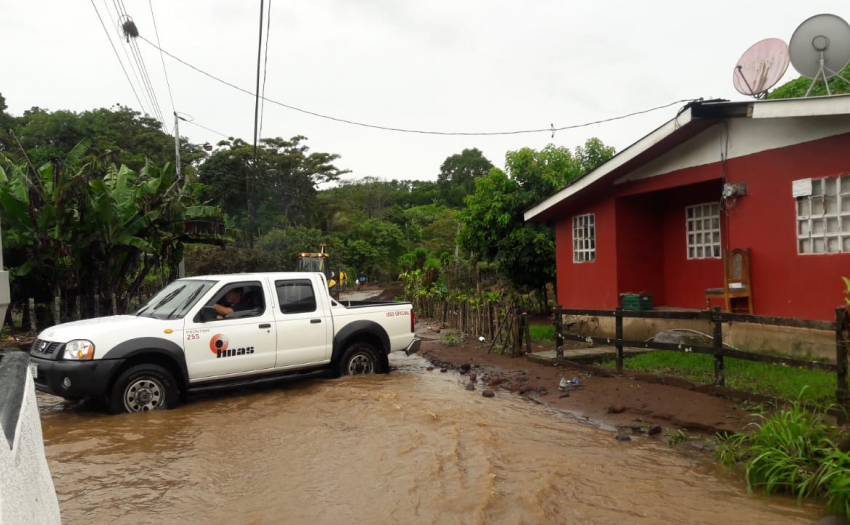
108;364;179;414
339;342;380;376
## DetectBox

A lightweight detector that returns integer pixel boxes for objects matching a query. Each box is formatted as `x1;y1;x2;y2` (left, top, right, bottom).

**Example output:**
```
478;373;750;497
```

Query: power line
184;119;230;138
114;0;167;128
258;0;272;141
147;0;176;116
110;0;157;119
88;0;147;114
105;0;154;117
129;37;167;126
139;37;698;137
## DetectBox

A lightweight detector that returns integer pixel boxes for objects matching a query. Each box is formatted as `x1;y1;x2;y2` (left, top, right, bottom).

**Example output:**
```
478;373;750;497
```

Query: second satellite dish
789;13;850;96
733;38;790;97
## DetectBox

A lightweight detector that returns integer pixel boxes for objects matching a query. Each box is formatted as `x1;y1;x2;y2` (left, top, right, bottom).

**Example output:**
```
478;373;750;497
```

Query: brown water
40;354;822;525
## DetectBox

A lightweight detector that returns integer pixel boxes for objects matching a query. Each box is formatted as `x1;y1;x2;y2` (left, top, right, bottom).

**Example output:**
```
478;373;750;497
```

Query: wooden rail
553;306;849;420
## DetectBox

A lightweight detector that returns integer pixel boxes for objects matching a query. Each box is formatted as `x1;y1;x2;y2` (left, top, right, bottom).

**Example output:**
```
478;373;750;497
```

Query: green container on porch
620;293;653;311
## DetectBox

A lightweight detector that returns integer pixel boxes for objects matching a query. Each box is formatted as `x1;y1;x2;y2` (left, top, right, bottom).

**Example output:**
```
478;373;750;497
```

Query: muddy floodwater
40;354;822;525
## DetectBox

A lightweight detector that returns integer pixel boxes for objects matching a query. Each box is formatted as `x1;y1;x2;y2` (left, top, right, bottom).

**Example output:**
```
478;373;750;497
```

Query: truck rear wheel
108;364;179;414
340;342;380;376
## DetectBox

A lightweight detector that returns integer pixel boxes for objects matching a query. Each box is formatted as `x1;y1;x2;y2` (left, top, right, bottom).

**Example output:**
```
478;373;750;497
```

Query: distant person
357;271;367;291
214;288;251;319
339;270;348;290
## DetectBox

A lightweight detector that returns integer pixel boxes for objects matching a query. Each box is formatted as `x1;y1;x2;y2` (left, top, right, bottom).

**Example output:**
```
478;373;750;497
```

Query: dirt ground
417;335;757;440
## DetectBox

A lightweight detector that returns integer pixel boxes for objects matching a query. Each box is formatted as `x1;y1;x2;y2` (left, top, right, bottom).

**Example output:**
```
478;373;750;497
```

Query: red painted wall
615;193;665;304
555;199;618;309
658;181;726;309
724;133;850;320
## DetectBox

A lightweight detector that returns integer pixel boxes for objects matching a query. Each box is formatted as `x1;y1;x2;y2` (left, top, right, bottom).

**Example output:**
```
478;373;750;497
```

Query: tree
459;139;615;299
197;136;347;234
769;63;850;99
4;102;205;174
437;148;494;207
0;142;220;313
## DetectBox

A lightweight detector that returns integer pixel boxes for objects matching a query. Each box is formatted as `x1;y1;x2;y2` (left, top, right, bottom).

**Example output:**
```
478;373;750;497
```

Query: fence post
615;307;624;374
53;296;61;325
836;306;849;424
74;296;81;321
712;306;725;387
554;306;563;359
111;293;118;315
28;298;36;332
488;302;495;340
524;311;532;355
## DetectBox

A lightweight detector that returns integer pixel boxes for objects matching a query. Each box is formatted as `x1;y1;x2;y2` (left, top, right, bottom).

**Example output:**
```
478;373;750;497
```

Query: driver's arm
214;303;234;316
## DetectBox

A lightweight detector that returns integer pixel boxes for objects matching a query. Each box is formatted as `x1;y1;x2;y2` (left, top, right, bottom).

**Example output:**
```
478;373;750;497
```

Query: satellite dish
732;38;790;98
789;13;850;96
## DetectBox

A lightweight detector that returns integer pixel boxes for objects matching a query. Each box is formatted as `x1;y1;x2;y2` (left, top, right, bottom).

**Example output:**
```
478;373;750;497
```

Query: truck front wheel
340;343;380;376
108;364;179;414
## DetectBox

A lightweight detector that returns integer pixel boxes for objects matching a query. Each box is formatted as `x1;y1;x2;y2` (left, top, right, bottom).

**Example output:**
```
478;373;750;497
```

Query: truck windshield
136;280;216;319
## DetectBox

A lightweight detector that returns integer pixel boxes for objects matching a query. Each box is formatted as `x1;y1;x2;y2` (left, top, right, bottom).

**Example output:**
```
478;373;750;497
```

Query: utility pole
173;112;182;183
174;112;185;278
248;0;266;250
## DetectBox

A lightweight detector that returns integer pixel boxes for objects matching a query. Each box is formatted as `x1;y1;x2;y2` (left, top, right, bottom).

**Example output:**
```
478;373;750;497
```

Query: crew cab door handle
310;319;322;324
259;323;271;329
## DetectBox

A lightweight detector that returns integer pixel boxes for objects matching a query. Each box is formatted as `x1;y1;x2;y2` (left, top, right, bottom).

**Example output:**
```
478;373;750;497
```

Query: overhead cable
140;36;697;137
147;0;176;116
88;0;147;115
115;0;167;128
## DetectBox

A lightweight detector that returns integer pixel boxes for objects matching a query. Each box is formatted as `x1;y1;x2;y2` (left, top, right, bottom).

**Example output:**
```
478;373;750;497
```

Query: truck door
273;278;332;369
183;280;276;380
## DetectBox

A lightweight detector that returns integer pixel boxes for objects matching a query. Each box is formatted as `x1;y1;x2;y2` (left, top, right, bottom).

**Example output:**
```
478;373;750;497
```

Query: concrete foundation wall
563;314;837;362
0;352;61;525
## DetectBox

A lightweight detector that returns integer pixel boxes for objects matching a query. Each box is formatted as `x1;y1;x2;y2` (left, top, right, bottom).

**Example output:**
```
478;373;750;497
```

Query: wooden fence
410;296;532;356
10;293;151;333
553;306;849;416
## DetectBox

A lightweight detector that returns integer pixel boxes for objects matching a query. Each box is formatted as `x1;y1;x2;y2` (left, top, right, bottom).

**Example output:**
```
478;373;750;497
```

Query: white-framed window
797;175;850;255
686;203;721;260
572;214;595;263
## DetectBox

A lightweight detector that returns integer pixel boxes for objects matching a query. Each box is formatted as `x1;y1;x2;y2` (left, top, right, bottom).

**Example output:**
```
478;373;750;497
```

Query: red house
525;96;850;321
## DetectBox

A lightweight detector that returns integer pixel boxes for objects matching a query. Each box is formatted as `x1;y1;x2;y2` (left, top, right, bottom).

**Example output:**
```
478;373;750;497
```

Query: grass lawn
529;325;555;341
599;351;838;407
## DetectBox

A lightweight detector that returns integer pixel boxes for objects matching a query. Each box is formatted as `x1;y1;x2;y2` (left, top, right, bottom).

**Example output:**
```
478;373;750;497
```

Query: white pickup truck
28;272;420;414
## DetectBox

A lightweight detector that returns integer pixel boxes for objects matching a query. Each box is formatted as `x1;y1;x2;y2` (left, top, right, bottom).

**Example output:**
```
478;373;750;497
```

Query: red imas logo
209;334;254;359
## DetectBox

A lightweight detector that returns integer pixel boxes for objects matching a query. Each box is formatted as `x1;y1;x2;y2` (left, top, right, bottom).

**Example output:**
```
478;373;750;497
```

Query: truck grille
31;339;63;357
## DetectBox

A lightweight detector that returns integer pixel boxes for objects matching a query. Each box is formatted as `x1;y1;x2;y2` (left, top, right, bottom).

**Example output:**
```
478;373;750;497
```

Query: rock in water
460;363;471;372
465;383;475;391
482;389;495;398
615;433;631;442
440;368;448;373
647;424;662;436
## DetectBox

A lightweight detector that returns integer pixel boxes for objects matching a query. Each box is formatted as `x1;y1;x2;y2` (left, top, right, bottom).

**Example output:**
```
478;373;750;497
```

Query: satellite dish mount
804;35;850;96
789;14;850;97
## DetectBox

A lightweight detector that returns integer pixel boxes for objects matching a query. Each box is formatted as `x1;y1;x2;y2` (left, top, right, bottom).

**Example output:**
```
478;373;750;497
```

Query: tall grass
716;394;850;517
601;351;836;406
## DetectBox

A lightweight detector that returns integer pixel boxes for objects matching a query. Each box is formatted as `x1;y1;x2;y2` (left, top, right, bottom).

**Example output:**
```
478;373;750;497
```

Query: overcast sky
2;1;848;183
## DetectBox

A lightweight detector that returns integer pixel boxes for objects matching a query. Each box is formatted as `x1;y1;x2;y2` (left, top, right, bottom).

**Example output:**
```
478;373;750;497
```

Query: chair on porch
704;248;753;314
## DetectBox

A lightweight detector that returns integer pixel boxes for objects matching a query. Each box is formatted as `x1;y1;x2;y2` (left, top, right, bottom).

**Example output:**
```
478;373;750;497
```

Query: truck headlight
64;340;95;360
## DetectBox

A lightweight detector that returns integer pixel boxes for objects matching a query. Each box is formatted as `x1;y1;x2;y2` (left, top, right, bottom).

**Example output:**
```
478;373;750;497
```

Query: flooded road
40;354;822;525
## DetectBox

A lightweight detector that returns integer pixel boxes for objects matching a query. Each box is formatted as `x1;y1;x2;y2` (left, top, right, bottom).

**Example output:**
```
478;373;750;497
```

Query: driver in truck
214;288;251;319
